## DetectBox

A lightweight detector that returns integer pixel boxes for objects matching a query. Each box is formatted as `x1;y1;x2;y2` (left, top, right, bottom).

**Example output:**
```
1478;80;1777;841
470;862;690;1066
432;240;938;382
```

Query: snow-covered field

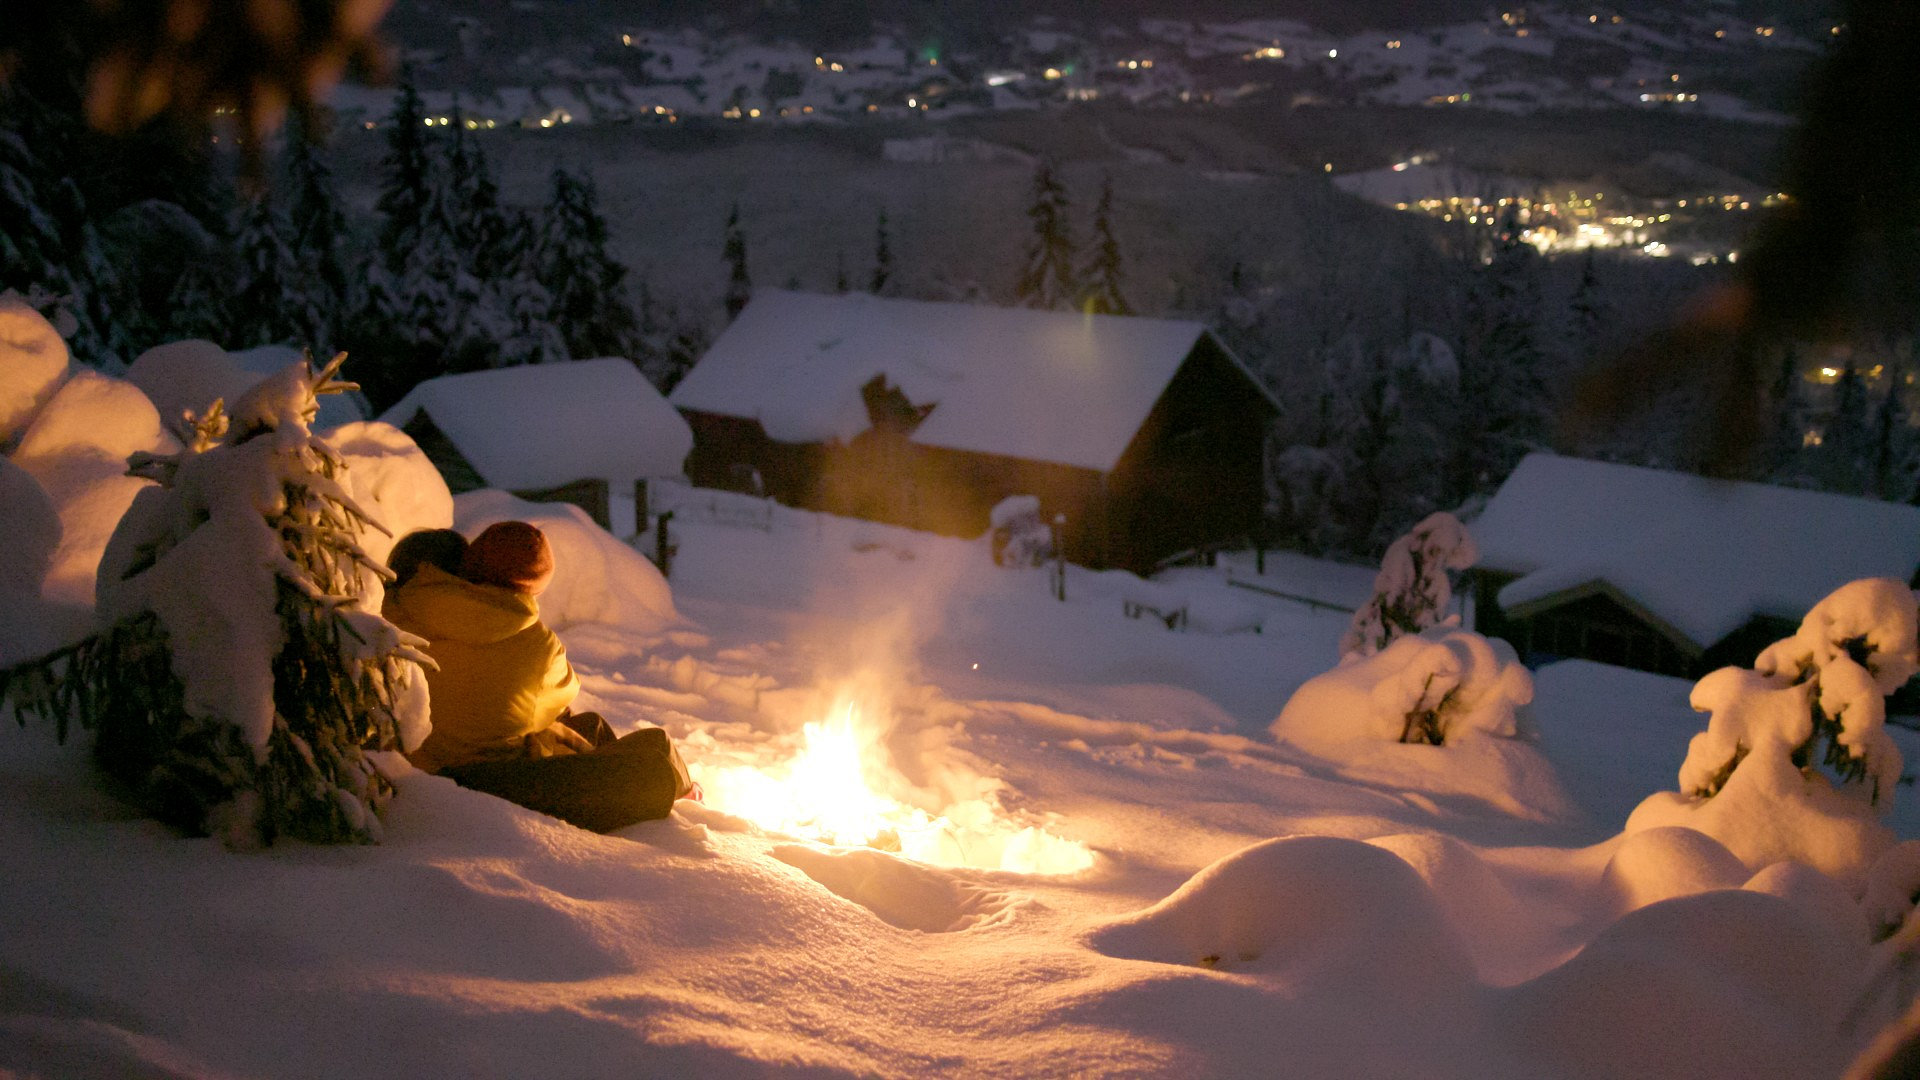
6;459;1920;1077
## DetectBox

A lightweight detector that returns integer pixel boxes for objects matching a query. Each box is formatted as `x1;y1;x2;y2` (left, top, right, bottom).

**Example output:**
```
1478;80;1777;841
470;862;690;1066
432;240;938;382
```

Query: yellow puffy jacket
383;564;580;774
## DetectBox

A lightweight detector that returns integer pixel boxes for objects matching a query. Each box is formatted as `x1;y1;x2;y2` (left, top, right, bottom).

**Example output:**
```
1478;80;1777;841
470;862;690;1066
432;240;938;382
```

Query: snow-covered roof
1476;453;1920;649
379;358;691;490
669;290;1274;474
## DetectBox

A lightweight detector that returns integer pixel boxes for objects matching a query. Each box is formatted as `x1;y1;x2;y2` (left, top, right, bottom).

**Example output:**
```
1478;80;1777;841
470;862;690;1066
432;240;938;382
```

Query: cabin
379;358;692;538
668;290;1280;574
1469;453;1920;678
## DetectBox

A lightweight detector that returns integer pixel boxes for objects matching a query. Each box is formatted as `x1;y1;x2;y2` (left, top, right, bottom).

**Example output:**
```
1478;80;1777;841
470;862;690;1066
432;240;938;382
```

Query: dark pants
440;714;694;833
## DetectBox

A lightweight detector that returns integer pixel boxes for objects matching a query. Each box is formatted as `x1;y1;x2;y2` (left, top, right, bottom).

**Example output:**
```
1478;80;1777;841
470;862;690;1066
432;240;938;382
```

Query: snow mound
1862;841;1920;939
124;339;255;429
0;456;81;664
1502;890;1865;1080
128;340;367;433
1367;831;1551;984
1626;580;1917;887
0;292;70;450
10;370;176;610
12;368;168;465
771;844;1014;933
1088;834;1476;993
0;456;59;595
1271;627;1574;821
326;421;455;572
1629;722;1895;888
1742;860;1868;944
455;489;679;634
1599;826;1749;912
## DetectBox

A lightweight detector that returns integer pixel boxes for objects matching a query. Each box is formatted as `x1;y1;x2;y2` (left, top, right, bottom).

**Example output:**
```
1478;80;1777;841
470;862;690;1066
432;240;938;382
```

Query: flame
696;701;1094;876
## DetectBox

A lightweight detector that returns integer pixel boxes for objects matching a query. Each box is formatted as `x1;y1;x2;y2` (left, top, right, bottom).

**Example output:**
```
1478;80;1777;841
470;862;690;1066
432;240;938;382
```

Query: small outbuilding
668;290;1280;573
1468;452;1920;677
379;358;691;538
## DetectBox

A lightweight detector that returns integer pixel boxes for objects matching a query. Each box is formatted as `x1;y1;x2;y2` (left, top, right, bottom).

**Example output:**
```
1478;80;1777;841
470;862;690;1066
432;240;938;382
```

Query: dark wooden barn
669;290;1279;574
1468;453;1920;678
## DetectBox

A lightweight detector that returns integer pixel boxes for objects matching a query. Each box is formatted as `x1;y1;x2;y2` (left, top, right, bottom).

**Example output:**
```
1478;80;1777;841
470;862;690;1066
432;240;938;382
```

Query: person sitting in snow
382;521;695;832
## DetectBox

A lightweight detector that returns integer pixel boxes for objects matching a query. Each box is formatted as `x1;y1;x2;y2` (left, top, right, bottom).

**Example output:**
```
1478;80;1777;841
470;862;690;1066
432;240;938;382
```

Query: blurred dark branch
1570;0;1920;475
0;0;392;162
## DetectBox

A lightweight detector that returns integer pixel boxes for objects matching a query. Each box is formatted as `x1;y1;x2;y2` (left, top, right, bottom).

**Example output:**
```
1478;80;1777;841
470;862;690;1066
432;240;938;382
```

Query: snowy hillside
351;1;1824;129
7;416;1920;1076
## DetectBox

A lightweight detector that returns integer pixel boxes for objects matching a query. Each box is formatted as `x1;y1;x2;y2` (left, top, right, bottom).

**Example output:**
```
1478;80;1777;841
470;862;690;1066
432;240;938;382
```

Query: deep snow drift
3;327;1919;1077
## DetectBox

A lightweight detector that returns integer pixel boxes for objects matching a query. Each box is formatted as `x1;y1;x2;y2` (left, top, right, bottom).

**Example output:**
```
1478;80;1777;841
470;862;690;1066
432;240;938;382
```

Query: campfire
696;695;1094;875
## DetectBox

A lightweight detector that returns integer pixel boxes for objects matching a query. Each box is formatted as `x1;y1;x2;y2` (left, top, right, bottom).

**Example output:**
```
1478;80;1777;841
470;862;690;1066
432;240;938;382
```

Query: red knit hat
462;521;555;595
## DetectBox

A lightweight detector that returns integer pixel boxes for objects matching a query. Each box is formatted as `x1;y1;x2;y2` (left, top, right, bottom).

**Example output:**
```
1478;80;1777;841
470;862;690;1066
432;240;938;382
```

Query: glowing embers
698;699;1094;876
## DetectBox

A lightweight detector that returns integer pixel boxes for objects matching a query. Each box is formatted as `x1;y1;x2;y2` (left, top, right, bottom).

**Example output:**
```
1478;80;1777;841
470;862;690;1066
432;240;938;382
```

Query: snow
0;292;70;450
380;357;691;491
671;290;1277;473
325;421;457;572
7;424;1920;1074
454;488;679;635
1478;453;1920;649
1619;580;1920;888
1270;626;1571;822
10;369;176;615
127;339;367;432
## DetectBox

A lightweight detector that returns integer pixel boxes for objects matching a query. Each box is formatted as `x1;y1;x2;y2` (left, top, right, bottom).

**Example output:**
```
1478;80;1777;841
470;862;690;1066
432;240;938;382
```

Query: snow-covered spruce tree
1342;511;1478;661
722;201;752;320
445;110;513;281
1869;371;1914;501
0;90;128;367
1080;175;1131;316
871;208;893;295
538;165;640;356
375;70;435;277
229;192;306;349
1015;159;1075;310
1622;579;1919;882
279;110;354;357
1757;343;1808;484
1680;578;1916;808
1;355;431;845
1451;209;1549;499
1565;248;1604;370
494;211;567;367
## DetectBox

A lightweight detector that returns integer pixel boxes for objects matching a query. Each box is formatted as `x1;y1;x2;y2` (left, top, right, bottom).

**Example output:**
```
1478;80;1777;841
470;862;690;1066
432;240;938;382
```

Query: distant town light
622;34;632;46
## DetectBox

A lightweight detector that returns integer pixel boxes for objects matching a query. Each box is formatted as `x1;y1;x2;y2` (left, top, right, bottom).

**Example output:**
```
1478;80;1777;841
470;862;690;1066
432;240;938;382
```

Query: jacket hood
385;564;541;645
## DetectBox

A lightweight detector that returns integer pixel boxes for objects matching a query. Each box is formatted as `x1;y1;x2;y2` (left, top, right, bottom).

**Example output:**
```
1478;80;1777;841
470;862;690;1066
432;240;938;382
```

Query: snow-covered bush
1626;578;1919;884
1270;626;1569;821
988;494;1051;568
1283;625;1534;748
1341;511;1477;660
0;355;431;845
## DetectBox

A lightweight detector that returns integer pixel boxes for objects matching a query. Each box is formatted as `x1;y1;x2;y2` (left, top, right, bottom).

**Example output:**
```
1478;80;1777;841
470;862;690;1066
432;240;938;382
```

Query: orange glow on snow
696;697;1094;875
